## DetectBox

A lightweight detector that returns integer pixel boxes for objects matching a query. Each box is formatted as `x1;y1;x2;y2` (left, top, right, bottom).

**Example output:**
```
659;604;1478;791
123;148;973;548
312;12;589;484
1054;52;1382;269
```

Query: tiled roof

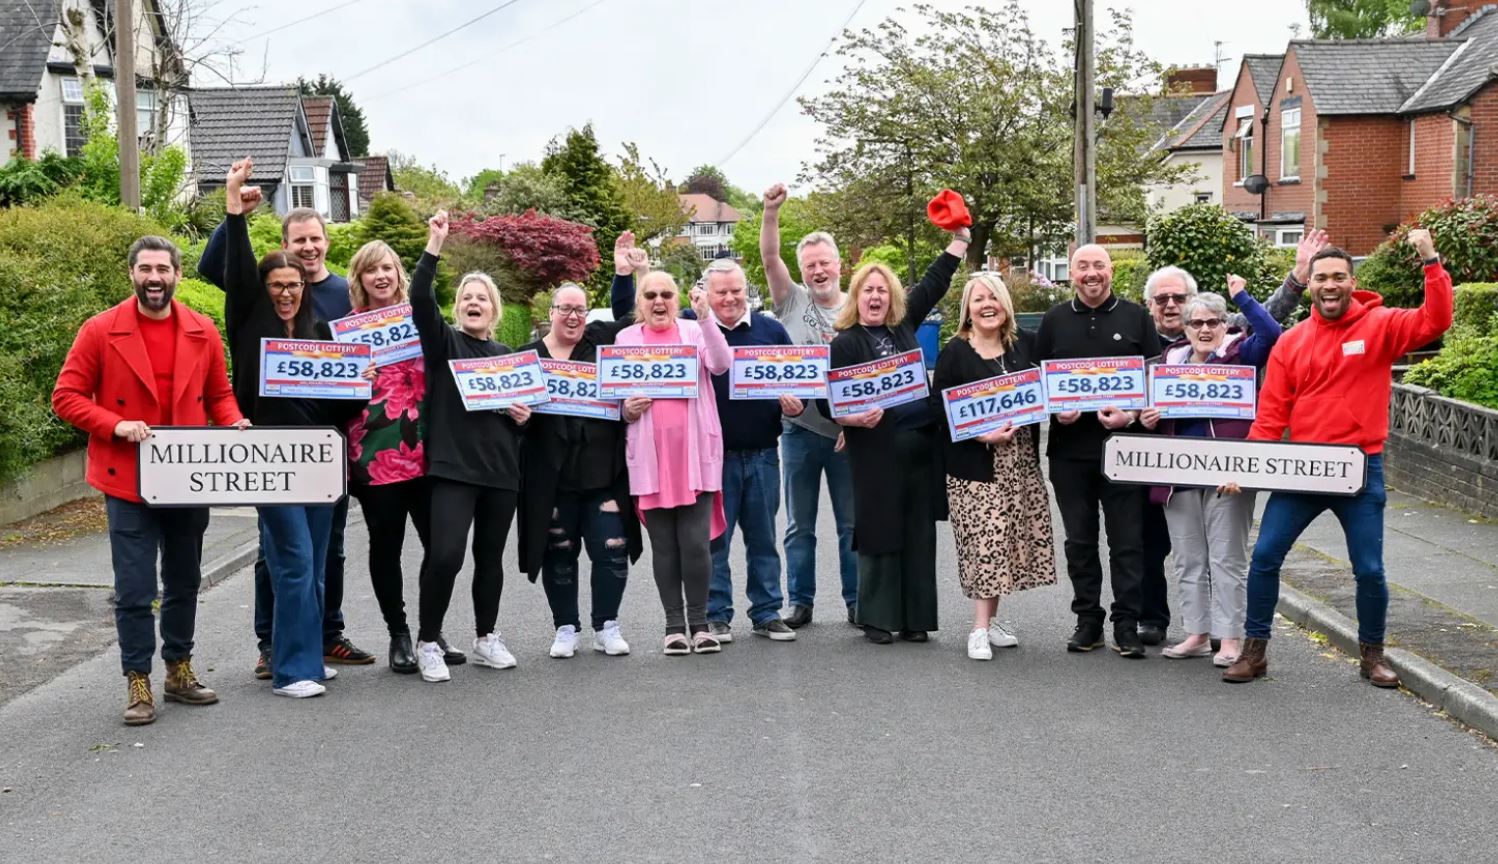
1243;54;1283;105
1145;92;1213;137
1403;6;1498;112
302;95;334;155
1291;38;1460;114
1168;91;1232;150
189;86;307;183
354;155;394;206
0;1;59;99
679;193;741;223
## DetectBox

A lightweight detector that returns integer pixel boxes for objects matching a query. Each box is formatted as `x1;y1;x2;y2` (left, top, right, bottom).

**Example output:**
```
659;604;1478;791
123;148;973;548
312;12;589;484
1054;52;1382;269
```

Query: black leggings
644;492;714;635
352;477;431;637
418;478;517;643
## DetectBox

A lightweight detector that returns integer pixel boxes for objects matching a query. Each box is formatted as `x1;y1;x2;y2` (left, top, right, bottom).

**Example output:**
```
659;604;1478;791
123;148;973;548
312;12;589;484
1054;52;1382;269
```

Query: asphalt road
2;486;1496;863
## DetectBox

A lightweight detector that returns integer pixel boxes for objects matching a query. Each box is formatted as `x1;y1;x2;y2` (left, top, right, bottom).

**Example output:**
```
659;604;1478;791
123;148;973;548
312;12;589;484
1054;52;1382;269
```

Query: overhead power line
715;0;868;168
239;0;365;42
343;0;530;83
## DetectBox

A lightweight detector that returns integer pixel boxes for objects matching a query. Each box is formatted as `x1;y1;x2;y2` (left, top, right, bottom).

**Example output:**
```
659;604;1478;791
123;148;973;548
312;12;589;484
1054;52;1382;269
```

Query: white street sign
1102;434;1366;496
138;427;347;507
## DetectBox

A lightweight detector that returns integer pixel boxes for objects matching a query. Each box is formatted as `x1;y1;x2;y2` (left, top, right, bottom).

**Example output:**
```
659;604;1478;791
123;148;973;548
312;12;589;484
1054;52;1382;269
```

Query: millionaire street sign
1102;434;1366;495
138;426;347;506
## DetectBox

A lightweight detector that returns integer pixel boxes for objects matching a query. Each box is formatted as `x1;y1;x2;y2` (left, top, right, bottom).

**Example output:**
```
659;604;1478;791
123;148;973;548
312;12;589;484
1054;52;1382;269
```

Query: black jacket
933;330;1042;482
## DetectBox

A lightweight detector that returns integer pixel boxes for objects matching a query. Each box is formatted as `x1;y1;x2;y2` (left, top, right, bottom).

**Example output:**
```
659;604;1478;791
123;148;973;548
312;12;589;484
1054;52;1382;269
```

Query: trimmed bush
1452;283;1498;337
1404;333;1498;410
1110;250;1149;303
1146;204;1270;303
499;303;533;349
1358;195;1498;307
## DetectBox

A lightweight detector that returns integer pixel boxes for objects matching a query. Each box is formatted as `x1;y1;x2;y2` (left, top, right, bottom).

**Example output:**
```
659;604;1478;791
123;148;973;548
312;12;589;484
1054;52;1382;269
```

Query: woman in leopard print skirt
934;274;1056;661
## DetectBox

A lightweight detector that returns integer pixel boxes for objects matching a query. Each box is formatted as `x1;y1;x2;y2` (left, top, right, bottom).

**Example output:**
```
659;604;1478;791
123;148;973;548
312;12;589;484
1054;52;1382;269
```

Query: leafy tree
658;241;707;292
615;142;689;243
1145;204;1269;303
1306;0;1423;38
542;124;630;289
297;74;370;157
387;150;463;214
463;167;507;203
683;164;729;201
450;211;600;304
469;162;575;217
0;153;84;206
800;2;1190;270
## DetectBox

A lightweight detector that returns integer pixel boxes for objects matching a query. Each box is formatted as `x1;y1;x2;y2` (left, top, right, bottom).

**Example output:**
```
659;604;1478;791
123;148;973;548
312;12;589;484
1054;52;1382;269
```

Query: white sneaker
593;620;630;656
967;629;994;661
988;620;1019;648
550;625;578;659
272;679;327;698
322;665;337;680
472;632;517;669
416;640;450;682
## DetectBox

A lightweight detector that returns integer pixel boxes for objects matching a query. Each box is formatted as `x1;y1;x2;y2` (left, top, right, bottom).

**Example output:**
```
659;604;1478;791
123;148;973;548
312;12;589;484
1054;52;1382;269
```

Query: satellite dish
1410;0;1431;17
1243;174;1270;195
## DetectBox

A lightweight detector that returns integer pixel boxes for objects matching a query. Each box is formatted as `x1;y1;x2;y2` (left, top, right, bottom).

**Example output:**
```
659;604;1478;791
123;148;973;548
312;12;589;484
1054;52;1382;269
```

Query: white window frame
1234;118;1255;183
1275;228;1304;248
288;165;316;210
1407;119;1417;176
1195;191;1213;204
1280;108;1301;180
61;76;87;158
136;89;156;140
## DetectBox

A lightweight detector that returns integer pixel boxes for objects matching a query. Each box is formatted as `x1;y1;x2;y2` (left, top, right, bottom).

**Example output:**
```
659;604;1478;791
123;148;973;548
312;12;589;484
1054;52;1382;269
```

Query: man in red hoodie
1223;229;1451;688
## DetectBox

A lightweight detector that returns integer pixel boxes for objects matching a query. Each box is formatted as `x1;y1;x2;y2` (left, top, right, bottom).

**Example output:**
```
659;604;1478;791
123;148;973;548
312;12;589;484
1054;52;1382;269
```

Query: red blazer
53;298;243;502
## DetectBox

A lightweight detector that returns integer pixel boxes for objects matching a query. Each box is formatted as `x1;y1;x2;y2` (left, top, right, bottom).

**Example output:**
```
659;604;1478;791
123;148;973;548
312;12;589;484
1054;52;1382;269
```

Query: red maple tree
450;210;600;297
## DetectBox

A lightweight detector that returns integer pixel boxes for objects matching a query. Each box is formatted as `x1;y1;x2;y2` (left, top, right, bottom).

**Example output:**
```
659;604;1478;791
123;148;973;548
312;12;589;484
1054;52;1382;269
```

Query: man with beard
1226;229;1452;688
760;183;857;628
53;236;248;725
198;189;375;674
1035;244;1161;658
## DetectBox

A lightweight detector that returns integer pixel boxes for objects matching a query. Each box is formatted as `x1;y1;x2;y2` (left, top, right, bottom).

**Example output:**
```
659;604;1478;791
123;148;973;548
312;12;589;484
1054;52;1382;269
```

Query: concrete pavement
2;491;1497;861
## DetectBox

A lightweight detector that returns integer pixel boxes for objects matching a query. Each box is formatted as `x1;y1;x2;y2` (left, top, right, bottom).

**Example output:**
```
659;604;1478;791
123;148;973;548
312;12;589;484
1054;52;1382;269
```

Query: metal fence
1390;383;1498;463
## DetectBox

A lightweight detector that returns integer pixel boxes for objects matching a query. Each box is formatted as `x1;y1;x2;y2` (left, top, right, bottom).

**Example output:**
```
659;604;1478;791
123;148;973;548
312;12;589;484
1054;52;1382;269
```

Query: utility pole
115;0;140;210
902;139;916;287
1073;0;1096;246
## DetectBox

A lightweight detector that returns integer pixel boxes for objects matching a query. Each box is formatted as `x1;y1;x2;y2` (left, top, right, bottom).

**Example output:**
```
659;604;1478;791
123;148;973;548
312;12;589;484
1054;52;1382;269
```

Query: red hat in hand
927;190;971;231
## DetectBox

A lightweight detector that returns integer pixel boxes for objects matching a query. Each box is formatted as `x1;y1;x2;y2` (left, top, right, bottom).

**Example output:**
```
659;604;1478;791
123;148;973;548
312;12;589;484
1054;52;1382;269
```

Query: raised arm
1248;345;1293;442
689;286;731;374
198;183;264;291
1383;229;1454;358
1227;274;1283;368
221;159;266;339
903;228;970;326
760;184;796;310
1266;228;1328;322
410;211;450;362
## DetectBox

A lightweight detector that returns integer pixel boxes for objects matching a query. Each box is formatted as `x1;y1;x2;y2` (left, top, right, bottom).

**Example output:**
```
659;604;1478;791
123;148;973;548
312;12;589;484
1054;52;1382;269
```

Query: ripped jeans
541;488;630;631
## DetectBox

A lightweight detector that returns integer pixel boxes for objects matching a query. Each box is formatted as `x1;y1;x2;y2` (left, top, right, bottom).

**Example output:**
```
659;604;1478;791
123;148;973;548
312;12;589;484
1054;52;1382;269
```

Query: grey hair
1144;265;1199;301
1181;291;1228;323
795;231;839;261
702;257;746;285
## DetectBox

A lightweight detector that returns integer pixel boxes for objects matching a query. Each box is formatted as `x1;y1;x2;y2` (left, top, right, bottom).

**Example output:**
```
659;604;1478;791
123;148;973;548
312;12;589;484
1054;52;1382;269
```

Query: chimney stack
1426;0;1491;39
1164;67;1217;95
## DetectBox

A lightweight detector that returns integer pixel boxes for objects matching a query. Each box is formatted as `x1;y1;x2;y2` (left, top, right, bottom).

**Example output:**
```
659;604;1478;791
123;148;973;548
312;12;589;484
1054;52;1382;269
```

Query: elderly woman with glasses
1140;274;1282;668
934;273;1056;661
517;233;647;660
617;271;733;655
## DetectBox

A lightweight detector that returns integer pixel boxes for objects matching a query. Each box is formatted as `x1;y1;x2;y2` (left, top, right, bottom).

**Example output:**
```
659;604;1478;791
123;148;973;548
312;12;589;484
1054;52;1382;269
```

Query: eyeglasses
551;305;588;319
267;281;304;295
1152;293;1189;306
1311;273;1352;285
642;291;674;301
1185;318;1225;330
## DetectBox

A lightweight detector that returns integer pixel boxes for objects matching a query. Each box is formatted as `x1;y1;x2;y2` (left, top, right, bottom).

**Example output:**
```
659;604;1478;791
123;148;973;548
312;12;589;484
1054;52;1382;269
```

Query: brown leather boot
164;657;219;705
1222;637;1268;683
123;672;155;726
1359;643;1401;689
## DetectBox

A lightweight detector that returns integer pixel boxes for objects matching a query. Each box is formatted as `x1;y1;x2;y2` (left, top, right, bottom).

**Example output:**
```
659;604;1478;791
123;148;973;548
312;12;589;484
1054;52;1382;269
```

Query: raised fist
614;231;638;275
763;183;787;211
1406;228;1436;259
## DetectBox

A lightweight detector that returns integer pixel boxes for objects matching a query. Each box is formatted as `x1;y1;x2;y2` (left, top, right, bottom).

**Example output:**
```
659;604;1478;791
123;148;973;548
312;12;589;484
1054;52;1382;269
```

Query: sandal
690;631;721;654
662;634;691;656
1162;640;1212;659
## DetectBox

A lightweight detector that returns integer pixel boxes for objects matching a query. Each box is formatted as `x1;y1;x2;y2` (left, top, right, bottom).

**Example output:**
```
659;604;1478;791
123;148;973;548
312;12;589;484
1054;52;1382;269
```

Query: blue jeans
781;422;857;610
708;447;785;626
254;495;346;652
105;496;210;675
257;504;334;687
541;488;630;631
1245;454;1389;644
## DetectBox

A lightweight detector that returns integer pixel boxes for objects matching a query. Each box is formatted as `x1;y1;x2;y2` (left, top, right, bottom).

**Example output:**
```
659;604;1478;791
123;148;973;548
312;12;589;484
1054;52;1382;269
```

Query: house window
1280;108;1301;179
289;165;316;210
1407;120;1417;176
136;89;157;140
699;246;718;262
1195;192;1213;204
62;77;86;157
1455;118;1473;197
1275;228;1304;248
1235;118;1255;181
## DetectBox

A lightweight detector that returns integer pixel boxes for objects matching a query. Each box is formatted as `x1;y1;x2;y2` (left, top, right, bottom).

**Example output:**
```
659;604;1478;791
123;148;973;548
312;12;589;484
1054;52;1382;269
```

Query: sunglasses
1152;293;1189;306
1185;318;1225;330
643;291;675;301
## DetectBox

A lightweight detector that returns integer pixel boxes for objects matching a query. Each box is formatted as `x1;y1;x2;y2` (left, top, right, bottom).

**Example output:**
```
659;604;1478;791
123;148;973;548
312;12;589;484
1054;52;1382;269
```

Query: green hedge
1404;333;1498;410
1453;283;1498;337
499;303;533;349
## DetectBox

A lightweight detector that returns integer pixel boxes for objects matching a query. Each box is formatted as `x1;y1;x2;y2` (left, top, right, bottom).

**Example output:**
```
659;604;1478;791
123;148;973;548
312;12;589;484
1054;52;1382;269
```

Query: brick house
676;193;741;261
1222;0;1498;254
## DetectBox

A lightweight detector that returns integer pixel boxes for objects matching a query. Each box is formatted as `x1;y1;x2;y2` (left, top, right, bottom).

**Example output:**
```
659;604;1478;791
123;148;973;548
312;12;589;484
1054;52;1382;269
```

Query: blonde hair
347;241;409;310
635;270;679;319
452;272;502;340
834;262;905;331
955;273;1018;346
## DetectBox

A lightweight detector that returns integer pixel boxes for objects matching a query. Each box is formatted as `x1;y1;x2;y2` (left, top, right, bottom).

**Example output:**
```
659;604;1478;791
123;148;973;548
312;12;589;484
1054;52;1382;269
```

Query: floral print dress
347;356;426;486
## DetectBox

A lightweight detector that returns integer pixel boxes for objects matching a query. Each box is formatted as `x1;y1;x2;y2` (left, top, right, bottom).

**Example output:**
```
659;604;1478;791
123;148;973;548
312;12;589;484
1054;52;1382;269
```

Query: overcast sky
215;0;1313;192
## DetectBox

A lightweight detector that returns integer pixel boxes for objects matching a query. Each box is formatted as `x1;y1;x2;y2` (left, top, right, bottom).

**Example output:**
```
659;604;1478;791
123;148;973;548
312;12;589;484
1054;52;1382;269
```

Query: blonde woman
821;226;969;644
409;211;529;682
933;274;1056;661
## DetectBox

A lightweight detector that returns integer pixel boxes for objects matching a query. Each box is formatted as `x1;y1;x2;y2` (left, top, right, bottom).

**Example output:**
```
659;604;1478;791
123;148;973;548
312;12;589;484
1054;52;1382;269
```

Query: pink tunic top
636;323;695;511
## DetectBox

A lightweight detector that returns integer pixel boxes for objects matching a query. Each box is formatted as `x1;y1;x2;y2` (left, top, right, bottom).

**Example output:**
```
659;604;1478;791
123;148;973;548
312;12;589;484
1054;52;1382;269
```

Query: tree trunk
967;221;994;271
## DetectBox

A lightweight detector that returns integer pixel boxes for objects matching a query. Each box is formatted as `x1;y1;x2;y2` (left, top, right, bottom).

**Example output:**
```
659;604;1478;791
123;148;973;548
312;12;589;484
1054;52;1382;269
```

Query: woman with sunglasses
617;271;732;656
222;158;363;699
1140;275;1282;668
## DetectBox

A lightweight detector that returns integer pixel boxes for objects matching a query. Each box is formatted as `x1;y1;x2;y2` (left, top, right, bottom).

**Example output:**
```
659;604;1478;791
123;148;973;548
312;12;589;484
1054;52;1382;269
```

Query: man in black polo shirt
1035;244;1161;658
697;259;803;643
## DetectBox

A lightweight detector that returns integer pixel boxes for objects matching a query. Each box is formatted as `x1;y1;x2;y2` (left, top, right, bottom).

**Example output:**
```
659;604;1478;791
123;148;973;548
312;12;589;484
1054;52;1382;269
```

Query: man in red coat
1225;228;1452;688
53;236;247;725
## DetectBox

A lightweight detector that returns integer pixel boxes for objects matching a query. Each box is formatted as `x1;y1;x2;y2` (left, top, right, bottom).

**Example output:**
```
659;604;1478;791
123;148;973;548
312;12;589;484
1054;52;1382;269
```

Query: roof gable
1290;38;1460;115
189;86;308;183
1244;54;1283;105
1403;6;1498;112
302;95;334;156
679;193;741;223
354;155;395;205
1167;91;1231;150
0;1;60;99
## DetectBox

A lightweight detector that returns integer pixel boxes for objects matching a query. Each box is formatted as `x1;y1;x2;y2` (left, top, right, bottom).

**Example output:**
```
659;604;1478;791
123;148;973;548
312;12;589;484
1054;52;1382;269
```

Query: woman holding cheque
1140;276;1282;668
934;273;1055;661
617;272;732;656
824;192;970;644
222;158;364;699
409;212;528;683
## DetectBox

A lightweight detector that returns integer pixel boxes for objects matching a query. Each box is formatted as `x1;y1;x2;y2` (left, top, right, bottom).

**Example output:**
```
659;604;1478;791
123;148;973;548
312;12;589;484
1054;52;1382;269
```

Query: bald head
1070;244;1113;308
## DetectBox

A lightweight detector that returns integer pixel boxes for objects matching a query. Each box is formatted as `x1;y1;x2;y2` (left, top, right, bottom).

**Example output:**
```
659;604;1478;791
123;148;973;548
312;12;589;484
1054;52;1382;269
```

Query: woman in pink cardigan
618;271;732;656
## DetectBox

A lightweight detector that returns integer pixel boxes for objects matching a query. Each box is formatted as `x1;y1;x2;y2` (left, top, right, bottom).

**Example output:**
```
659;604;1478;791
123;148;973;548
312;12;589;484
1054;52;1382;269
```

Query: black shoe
324;635;376;665
389;634;417;674
1137;624;1166;646
863;625;893;644
784;605;813;629
436;634;467;665
1113;627;1147;659
752;618;798;641
1067;621;1105;653
899;630;929;643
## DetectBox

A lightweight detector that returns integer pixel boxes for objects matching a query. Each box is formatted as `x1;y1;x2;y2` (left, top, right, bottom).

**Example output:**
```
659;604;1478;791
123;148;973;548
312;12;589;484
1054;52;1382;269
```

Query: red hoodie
1249;262;1452;454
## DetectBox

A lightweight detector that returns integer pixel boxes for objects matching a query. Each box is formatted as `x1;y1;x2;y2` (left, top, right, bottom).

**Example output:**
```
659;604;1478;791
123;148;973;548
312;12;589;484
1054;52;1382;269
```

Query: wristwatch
1422;254;1441;267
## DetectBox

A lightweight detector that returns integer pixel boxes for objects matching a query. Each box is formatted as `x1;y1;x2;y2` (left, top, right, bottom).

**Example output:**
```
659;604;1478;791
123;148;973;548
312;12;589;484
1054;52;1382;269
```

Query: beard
133;276;177;312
